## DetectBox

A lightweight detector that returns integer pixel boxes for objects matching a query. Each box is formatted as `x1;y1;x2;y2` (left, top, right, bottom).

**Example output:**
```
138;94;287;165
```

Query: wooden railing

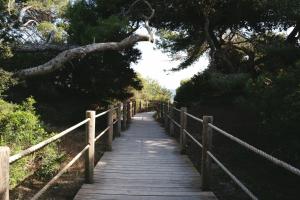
156;102;300;200
0;99;149;200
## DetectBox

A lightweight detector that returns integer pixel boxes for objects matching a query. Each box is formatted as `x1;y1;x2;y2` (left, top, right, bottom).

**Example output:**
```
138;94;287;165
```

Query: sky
131;28;294;91
131;30;209;91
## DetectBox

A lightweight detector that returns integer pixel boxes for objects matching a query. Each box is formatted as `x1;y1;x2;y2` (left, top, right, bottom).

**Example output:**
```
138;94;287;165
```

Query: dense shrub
175;64;300;162
0;97;63;187
0;68;16;97
175;71;249;105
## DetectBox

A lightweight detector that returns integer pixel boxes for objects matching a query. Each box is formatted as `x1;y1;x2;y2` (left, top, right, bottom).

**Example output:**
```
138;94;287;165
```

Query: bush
0;68;16;97
175;65;300;162
0;97;63;187
245;65;300;156
175;71;249;105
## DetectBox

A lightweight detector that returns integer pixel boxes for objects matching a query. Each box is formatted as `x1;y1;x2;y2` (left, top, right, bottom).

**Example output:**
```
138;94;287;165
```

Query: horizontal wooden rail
183;129;203;148
207;150;258;200
95;127;110;142
172;107;181;112
0;99;140;200
9;118;90;164
31;145;90;200
95;110;109;118
208;123;300;177
157;102;300;200
185;112;203;123
166;114;181;128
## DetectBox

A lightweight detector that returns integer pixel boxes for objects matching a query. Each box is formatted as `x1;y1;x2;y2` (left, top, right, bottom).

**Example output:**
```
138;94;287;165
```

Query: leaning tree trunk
15;34;152;78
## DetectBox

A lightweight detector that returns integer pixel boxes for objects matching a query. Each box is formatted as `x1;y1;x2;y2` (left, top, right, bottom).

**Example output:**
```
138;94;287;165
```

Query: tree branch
12;44;78;53
15;34;152;78
13;0;156;78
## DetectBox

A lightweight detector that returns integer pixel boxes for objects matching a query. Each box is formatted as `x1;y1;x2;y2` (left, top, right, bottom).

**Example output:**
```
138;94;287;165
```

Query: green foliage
1;0;144;108
175;62;300;160
152;0;300;72
0;69;17;97
37;21;67;43
245;64;300;136
67;0;130;44
0;42;13;60
175;71;249;104
0;97;63;187
134;76;172;102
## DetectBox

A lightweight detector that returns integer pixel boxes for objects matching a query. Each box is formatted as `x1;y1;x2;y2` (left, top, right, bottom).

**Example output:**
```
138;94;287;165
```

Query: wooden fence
156;102;300;200
0;99;151;200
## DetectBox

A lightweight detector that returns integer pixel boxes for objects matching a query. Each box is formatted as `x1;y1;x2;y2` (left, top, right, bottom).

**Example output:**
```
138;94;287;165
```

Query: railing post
180;107;187;154
127;101;131;122
169;106;174;136
201;116;213;190
160;102;163;119
107;105;114;151
0;147;9;200
117;103;122;137
139;100;142;112
85;111;95;183
122;101;127;130
164;103;168;130
146;101;149;111
133;101;136;115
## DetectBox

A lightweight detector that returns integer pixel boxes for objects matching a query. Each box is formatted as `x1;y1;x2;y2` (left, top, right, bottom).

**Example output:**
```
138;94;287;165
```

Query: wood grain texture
201;116;213;190
0;147;9;200
107;106;114;151
74;112;218;200
85;111;95;183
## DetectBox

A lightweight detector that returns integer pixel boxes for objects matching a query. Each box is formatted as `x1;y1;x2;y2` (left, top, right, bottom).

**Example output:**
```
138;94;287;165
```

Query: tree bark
12;44;78;53
15;34;151;78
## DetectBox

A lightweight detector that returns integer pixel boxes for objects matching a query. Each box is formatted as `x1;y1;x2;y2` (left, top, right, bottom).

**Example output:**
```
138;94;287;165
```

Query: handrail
9;118;90;164
0;100;139;200
156;101;300;200
95;127;110;142
185;112;203;123
167;114;181;128
184;129;203;148
173;107;181;112
95;110;109;118
31;145;90;200
207;151;258;200
208;123;300;177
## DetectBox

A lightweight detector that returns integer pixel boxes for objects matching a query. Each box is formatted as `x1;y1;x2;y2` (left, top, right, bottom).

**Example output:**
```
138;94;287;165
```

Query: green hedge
0;97;64;187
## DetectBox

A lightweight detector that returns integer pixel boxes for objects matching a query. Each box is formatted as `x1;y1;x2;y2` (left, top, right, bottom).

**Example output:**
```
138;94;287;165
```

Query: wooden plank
0;147;9;200
74;112;218;200
75;193;217;200
75;189;205;196
80;185;201;191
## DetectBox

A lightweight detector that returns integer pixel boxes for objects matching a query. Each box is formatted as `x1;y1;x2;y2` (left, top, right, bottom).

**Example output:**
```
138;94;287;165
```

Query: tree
0;0;159;105
133;76;172;102
151;0;300;74
2;0;155;78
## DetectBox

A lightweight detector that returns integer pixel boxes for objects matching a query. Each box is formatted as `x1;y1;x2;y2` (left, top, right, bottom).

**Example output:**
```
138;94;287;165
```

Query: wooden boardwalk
74;112;217;200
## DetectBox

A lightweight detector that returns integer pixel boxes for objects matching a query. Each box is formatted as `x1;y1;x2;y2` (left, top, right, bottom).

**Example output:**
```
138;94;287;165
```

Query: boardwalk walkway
74;112;217;200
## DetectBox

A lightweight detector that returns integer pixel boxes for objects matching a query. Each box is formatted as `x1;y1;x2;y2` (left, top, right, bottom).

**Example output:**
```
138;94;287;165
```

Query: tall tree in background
0;0;156;104
133;75;172;101
152;0;300;74
1;0;154;78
